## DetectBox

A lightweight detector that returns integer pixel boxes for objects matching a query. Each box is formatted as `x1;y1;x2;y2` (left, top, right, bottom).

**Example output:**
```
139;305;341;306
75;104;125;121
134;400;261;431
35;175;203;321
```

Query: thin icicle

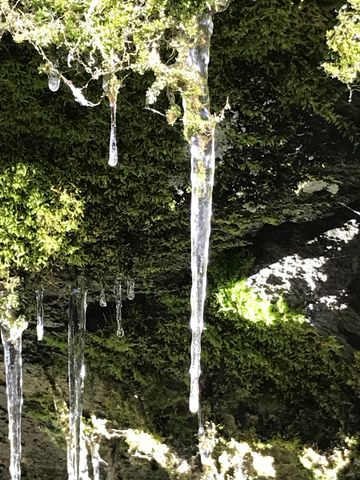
108;103;118;167
183;12;215;414
126;280;135;300
1;322;27;480
36;289;44;341
114;282;124;337
89;441;101;480
99;288;107;308
48;72;61;92
68;285;87;480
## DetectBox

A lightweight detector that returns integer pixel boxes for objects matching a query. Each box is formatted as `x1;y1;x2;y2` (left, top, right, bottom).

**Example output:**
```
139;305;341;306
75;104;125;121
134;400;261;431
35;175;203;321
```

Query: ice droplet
99;289;107;307
126;280;135;300
48;73;60;92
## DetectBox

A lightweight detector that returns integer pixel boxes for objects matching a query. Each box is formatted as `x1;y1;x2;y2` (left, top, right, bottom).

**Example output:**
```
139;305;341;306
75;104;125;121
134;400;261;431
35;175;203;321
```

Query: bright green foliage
0;163;82;274
0;276;27;334
216;279;307;325
325;1;360;84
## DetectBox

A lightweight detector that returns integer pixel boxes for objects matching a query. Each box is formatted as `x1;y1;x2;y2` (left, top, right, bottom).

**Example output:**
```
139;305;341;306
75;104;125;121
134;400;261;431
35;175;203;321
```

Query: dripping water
114;282;124;337
68;285;87;480
183;12;215;414
126;280;135;300
36;288;44;341
1;327;23;480
48;72;61;92
108;103;118;167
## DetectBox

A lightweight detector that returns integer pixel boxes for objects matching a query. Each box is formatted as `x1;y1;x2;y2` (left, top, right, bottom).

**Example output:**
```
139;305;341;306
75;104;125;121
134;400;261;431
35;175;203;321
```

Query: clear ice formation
48;73;61;92
36;289;44;341
99;288;107;307
185;12;215;414
1;326;24;480
108;104;118;167
114;282;124;337
126;280;135;300
68;286;87;480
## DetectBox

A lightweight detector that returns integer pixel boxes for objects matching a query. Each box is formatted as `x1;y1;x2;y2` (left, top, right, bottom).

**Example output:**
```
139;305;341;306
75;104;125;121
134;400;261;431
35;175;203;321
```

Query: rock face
248;205;360;350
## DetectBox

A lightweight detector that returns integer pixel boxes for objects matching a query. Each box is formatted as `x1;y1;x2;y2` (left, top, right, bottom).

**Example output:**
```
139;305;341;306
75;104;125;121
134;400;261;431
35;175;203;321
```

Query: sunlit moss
216;279;307;325
0;163;83;274
325;0;360;83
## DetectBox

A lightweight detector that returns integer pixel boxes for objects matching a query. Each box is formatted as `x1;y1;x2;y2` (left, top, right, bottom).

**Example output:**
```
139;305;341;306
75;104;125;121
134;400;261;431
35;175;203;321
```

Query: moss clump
0;163;82;274
200;279;360;447
216;279;307;325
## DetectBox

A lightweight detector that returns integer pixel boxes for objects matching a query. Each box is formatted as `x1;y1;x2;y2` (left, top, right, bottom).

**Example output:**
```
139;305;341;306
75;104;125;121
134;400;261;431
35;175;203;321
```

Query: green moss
325;1;360;84
0;163;82;273
216;279;307;325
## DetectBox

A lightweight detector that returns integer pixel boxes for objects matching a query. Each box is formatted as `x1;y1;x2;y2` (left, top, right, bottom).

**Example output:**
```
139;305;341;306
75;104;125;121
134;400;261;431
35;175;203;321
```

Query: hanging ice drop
36;288;44;341
108;104;118;167
126;280;135;300
99;288;107;308
114;282;124;337
48;72;61;92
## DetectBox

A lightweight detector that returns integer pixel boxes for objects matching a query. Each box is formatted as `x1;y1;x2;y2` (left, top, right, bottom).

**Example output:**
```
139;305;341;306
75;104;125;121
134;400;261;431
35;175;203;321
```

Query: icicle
1;320;27;480
99;288;107;308
36;288;44;341
114;282;124;337
198;409;204;436
183;12;215;414
89;441;101;480
108;103;118;167
126;280;135;301
68;284;87;480
48;72;61;92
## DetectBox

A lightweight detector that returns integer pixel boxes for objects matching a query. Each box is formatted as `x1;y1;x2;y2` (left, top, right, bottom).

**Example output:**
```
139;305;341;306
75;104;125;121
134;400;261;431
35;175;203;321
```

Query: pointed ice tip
108;156;118;167
189;397;199;414
36;326;44;342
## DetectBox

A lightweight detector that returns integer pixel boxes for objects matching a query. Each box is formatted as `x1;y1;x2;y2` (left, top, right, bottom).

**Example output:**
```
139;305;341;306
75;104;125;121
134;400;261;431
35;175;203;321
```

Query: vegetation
1;0;360;477
325;0;360;84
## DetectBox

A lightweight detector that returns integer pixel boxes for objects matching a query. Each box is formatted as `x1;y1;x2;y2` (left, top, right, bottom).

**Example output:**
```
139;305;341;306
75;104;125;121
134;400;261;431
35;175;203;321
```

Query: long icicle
108;102;118;167
68;283;87;480
114;282;124;337
182;11;215;415
1;327;24;480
